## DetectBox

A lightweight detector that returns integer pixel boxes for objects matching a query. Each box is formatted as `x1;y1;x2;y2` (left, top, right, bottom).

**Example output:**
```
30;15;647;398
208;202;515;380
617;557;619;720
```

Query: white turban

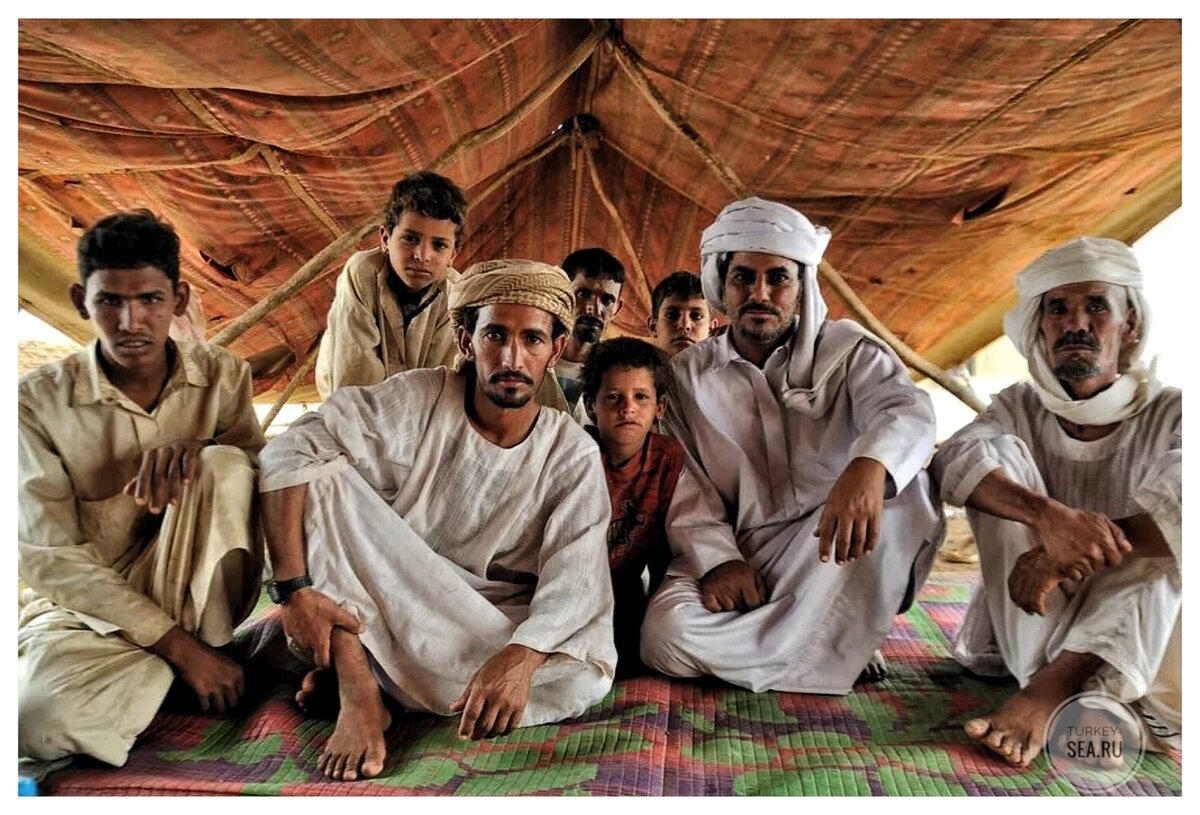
1002;236;1159;425
699;197;836;387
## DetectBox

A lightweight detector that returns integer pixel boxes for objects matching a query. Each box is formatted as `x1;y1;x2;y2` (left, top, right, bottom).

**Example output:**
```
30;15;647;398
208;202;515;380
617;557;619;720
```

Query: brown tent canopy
18;19;1181;403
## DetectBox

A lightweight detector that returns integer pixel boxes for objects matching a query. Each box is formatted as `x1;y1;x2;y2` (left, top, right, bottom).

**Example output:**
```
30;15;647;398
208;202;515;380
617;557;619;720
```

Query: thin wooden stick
210;219;375;348
430;21;609;173
580;139;654;317
470;131;567;204
610;35;750;199
260;339;321;432
818;260;986;412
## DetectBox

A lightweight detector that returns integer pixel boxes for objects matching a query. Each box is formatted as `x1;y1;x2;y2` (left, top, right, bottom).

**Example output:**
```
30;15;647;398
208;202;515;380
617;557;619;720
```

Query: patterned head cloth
1002;236;1159;424
448;258;575;334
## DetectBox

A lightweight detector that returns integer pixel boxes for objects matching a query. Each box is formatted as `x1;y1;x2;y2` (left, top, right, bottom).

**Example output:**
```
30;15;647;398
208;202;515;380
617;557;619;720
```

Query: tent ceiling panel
17;18;1180;395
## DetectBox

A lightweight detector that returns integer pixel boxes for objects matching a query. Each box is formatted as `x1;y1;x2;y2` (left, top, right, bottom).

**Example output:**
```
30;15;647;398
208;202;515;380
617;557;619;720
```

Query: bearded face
1039;281;1136;399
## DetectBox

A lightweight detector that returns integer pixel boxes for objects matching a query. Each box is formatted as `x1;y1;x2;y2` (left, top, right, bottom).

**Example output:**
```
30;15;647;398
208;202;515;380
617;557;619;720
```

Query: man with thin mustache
259;259;615;782
641;197;945;693
933;237;1181;767
553;248;626;416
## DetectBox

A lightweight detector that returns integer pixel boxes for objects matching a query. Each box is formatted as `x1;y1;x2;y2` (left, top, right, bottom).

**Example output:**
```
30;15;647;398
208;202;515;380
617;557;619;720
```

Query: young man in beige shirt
18;210;265;766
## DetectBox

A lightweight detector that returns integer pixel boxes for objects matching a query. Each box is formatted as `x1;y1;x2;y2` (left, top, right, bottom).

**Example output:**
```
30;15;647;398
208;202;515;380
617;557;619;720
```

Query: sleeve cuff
259;457;350;492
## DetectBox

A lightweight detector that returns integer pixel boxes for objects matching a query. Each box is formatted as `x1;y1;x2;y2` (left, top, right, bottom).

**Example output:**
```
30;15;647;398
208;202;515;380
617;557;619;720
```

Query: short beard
482;381;535;409
572;320;603;345
1053;356;1102;382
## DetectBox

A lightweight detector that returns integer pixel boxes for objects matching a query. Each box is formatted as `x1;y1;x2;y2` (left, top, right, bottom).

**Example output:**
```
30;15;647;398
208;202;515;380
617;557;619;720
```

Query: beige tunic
18;340;265;765
259;367;616;723
932;382;1182;746
315;247;460;398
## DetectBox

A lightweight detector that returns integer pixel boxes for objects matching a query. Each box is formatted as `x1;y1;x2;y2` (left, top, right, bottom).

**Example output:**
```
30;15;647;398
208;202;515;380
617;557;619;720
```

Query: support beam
609;34;750;199
819;260;986;412
430;21;609;174
580;139;654;318
210;220;376;348
470;131;568;205
260;339;321;432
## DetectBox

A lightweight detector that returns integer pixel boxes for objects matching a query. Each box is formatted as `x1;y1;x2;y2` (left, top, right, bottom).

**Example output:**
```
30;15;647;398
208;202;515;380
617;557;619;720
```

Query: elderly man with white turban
258;259;616;781
640;197;945;694
931;236;1181;767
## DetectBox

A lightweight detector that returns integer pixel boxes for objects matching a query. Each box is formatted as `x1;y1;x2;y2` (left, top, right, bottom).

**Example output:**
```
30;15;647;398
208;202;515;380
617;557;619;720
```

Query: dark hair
561;247;625;286
383;170;468;246
651;270;706;318
76;209;181;286
580;337;668;405
458;305;568;340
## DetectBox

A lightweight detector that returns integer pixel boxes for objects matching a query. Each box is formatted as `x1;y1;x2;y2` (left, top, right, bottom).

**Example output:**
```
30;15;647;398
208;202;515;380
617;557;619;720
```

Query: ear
547;333;568;369
613;296;625;317
584;396;597;423
654;393;667;421
378;224;390;253
172;281;191;317
70;283;89;319
708;316;720;333
646;315;657;335
456;325;475;362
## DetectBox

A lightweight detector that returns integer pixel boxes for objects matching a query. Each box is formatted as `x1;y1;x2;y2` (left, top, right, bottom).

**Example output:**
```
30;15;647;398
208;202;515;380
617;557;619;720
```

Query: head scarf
699;197;841;391
447;258;575;372
1002;236;1159;425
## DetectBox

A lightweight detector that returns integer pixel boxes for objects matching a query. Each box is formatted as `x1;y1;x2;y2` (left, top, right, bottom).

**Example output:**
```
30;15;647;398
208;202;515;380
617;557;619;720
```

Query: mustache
1054;331;1101;352
737;302;782;317
488;370;533;385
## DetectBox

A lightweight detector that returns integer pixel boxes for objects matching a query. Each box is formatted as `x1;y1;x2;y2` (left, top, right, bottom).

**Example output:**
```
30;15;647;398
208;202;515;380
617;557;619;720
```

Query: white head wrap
699;197;835;387
1002;236;1159;425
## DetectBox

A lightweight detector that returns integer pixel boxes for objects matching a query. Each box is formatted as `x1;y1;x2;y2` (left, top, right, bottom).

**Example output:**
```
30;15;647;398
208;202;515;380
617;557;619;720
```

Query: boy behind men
647;270;719;358
18;211;265;765
315;171;467;398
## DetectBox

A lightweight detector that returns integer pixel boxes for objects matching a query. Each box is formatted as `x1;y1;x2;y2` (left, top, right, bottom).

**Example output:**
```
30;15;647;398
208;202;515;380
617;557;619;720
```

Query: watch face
267;582;283;603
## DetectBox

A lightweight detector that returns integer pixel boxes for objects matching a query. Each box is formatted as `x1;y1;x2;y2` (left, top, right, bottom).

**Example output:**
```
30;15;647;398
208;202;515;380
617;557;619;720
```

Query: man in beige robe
18;211;264;767
315;171;467;398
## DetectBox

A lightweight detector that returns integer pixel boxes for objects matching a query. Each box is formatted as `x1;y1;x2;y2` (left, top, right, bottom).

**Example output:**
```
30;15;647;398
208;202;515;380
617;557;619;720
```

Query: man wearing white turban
258;259;616;781
640;197;945;694
931;236;1181;767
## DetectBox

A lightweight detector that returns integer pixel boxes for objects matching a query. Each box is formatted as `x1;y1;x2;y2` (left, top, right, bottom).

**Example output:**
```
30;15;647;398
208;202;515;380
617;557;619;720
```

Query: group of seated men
18;170;1181;782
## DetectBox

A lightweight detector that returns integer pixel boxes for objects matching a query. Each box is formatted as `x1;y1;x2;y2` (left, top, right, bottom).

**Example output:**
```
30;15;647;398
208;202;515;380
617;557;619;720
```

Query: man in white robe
931;237;1181;766
259;259;616;782
640;197;945;694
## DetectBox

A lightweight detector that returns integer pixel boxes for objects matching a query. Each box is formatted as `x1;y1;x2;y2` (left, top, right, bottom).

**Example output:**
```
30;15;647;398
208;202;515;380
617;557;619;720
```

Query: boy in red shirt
580;338;685;675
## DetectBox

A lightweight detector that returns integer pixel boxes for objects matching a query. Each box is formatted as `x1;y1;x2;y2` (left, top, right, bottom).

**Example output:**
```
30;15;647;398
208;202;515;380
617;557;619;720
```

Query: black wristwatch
266;574;313;604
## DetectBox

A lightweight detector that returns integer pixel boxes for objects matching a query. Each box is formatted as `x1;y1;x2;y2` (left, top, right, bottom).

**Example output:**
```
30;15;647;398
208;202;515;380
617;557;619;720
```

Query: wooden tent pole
470;132;568;204
260;339;321;432
609;35;750;199
580;139;654;317
819;261;986;412
210;220;376;348
430;21;609;173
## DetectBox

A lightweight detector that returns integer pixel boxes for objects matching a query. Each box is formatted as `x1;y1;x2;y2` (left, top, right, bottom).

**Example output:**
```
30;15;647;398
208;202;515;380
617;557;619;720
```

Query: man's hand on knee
699;560;767;612
814;457;886;564
450;644;547;739
150;626;244;714
123;438;209;514
1033;503;1132;578
1007;547;1061;615
279;587;363;669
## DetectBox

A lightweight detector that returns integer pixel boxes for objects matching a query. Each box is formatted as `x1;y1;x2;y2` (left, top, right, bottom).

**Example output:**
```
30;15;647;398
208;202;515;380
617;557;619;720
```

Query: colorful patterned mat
34;570;1182;796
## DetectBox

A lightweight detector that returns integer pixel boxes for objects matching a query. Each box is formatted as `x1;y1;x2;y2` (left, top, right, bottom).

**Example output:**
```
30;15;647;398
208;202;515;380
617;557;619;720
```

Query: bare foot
856;650;889;684
295;668;338;719
964;650;1101;767
314;628;392;781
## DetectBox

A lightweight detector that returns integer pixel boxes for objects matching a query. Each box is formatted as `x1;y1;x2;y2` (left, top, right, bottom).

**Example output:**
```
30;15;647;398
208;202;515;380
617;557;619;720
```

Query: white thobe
259;367;616;724
932;382;1182;747
643;321;945;693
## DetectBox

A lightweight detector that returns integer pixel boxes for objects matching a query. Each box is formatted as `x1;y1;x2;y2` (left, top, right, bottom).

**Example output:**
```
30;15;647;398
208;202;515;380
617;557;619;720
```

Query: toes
985;728;1006;750
362;745;386;779
964;718;991;741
